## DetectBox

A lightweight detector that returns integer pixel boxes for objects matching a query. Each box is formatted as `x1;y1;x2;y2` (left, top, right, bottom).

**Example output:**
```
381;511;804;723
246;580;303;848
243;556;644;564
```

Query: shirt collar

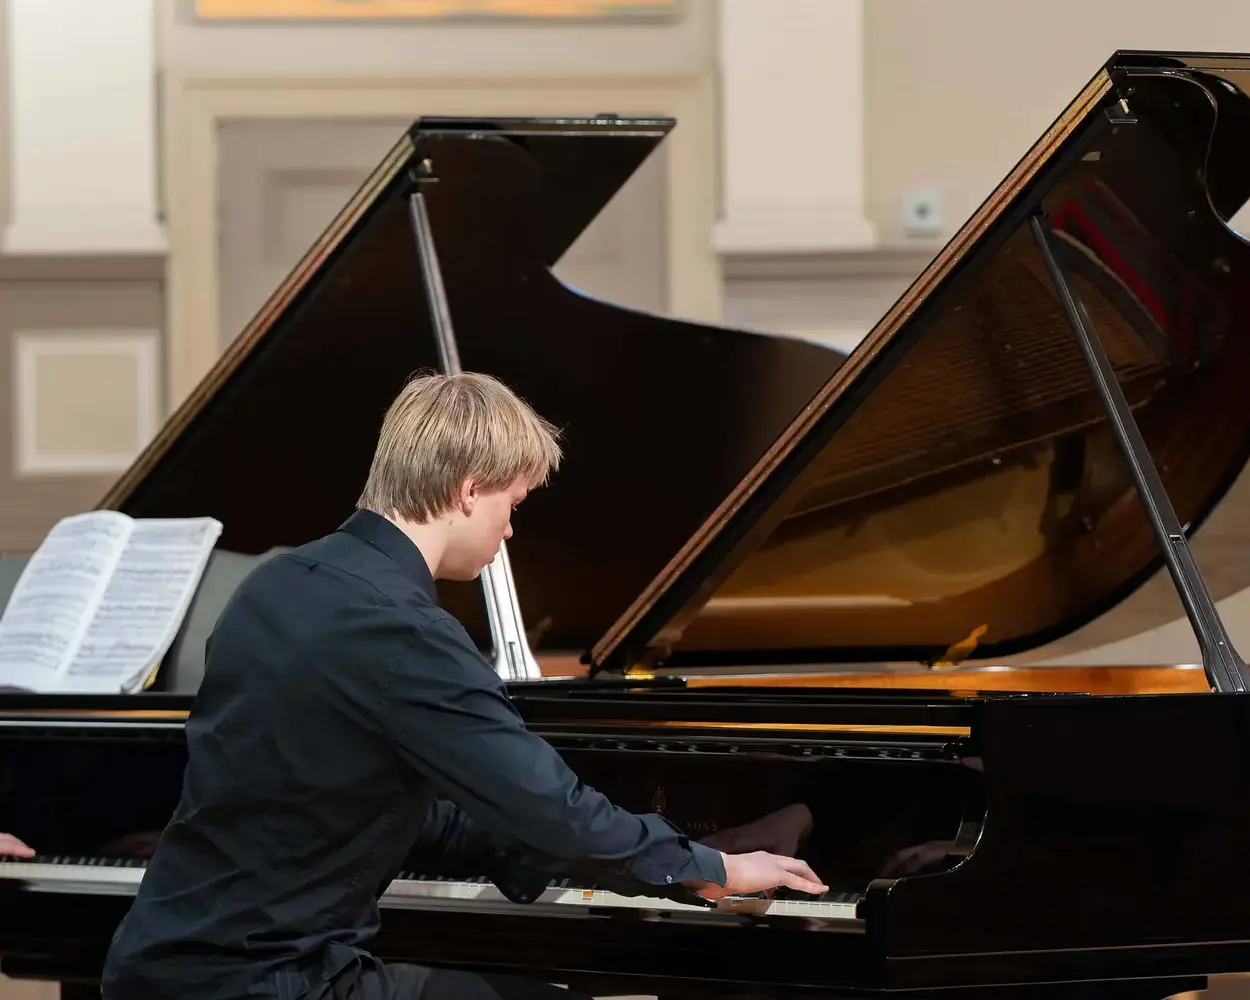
337;509;437;599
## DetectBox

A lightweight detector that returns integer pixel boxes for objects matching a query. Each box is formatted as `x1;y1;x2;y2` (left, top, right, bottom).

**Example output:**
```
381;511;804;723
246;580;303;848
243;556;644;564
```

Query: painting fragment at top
195;0;679;19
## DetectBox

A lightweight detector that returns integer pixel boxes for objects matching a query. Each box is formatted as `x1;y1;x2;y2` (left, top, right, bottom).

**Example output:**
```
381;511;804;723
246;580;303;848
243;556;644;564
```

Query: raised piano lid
95;115;844;661
588;50;1250;679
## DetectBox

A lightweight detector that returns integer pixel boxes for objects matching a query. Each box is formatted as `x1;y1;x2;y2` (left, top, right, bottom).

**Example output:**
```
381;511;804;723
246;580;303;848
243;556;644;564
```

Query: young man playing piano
100;371;826;1000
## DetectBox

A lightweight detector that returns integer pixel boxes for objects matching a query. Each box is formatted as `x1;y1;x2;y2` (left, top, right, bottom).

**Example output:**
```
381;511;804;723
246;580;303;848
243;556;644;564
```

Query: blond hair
357;371;562;523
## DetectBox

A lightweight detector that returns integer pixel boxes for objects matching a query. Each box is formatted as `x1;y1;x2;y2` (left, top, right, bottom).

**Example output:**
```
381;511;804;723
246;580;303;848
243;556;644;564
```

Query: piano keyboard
0;856;862;925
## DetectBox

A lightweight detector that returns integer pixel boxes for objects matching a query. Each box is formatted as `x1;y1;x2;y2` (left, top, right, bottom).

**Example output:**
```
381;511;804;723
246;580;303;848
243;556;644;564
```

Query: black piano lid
589;50;1250;674
96;115;845;656
408;115;677;263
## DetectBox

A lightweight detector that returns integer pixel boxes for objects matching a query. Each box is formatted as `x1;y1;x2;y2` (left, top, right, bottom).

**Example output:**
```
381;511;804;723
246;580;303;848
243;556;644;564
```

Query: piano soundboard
0;854;863;926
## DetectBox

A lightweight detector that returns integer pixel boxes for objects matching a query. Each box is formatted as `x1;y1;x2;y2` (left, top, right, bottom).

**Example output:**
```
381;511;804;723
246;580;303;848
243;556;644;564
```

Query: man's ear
456;478;479;516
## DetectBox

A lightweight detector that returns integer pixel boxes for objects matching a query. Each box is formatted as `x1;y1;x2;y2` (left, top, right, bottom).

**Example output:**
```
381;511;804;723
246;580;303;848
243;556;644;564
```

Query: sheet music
0;511;131;692
0;511;222;694
65;518;222;693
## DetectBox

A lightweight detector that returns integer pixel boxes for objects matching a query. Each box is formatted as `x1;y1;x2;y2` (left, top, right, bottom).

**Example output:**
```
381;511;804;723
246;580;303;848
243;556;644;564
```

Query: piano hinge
1106;95;1137;126
928;624;988;671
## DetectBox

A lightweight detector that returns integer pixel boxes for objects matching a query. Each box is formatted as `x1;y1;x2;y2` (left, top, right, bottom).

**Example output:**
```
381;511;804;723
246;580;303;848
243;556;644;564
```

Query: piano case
6;49;1250;1000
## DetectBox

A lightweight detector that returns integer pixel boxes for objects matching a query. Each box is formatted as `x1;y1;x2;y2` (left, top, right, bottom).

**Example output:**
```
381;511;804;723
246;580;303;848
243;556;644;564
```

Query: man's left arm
401;731;815;899
410;797;531;863
412;797;493;858
405;797;567;900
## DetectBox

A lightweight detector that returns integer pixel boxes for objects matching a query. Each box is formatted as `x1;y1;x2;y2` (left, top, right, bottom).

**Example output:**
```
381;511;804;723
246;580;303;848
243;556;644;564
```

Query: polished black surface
3;688;1250;997
867;691;1250;968
592;49;1250;673
15;50;1250;1000
407;116;680;265
99;115;841;658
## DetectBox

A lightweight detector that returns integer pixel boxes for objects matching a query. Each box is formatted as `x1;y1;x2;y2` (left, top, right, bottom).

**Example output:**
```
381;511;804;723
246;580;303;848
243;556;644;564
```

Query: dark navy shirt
101;510;725;999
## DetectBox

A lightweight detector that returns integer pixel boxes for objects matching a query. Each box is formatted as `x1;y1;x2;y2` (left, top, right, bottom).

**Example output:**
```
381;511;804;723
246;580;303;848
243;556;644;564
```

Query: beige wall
0;256;164;552
0;1;164;559
160;0;711;78
725;0;1250;347
0;1;11;231
864;0;1250;245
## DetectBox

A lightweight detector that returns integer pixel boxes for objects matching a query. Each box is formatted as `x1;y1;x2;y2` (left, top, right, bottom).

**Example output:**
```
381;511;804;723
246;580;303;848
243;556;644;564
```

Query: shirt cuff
685;840;728;886
625;814;727;889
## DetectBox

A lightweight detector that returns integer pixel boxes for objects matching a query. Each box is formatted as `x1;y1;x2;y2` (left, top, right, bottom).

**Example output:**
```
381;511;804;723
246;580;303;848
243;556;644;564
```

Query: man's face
439;477;531;581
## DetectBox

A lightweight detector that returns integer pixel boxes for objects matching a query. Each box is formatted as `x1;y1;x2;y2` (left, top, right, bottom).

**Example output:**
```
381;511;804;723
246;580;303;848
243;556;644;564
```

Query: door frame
160;72;720;410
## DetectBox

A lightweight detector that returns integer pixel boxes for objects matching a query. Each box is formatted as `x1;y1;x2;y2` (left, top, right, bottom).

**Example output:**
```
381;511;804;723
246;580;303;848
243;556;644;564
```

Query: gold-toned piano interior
643;139;1250;671
677;663;1212;695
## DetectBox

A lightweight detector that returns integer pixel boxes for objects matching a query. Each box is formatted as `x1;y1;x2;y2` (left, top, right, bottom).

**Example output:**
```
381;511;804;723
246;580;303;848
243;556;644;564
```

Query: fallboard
0;686;986;903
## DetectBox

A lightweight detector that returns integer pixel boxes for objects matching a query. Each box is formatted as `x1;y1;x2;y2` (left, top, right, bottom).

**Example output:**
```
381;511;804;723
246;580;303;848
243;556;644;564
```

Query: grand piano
4;48;1250;1000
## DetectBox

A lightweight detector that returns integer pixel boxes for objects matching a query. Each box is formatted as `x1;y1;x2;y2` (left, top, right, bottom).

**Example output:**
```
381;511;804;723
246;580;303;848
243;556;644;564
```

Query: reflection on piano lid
95;116;846;663
587;51;1250;681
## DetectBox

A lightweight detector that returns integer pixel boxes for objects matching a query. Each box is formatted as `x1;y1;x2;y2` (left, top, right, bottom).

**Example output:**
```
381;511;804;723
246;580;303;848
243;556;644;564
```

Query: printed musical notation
0;511;221;694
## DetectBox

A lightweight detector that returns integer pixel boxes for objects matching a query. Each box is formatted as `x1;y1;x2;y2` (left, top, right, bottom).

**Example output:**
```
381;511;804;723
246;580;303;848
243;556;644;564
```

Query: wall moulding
0;256;165;283
719;244;943;360
13;328;161;477
719;243;941;283
161;72;718;411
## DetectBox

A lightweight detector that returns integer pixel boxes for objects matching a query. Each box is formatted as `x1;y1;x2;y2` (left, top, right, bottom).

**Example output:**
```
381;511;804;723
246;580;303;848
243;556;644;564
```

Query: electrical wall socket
902;188;942;237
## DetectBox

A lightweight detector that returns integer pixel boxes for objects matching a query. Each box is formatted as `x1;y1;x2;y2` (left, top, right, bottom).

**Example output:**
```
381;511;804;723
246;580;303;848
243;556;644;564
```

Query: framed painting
194;0;680;20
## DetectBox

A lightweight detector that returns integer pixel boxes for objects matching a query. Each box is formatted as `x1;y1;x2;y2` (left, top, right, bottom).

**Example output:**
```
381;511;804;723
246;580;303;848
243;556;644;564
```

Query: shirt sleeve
406;797;564;904
382;614;726;894
413;797;500;859
408;796;545;875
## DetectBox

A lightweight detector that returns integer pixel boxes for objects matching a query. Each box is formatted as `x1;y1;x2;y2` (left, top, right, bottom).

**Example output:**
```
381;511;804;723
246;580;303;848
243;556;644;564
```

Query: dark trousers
311;957;594;1000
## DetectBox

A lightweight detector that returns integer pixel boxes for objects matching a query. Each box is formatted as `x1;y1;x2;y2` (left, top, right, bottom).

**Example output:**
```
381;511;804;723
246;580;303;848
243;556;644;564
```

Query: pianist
100;371;825;1000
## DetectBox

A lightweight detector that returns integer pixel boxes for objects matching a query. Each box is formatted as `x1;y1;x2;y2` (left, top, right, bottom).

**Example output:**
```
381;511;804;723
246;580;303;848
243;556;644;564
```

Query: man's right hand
0;833;34;858
694;851;827;901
